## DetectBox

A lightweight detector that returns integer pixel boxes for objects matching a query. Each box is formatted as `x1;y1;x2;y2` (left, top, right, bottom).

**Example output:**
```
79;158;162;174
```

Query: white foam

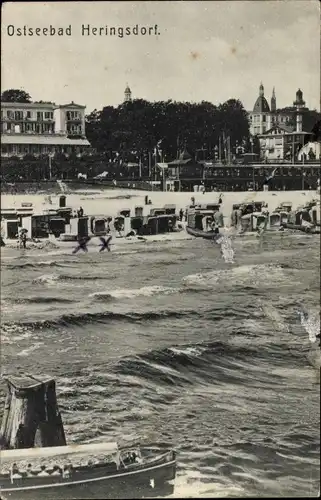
89;285;177;300
299;310;320;343
182;263;286;289
169;345;205;358
17;342;43;357
33;273;60;285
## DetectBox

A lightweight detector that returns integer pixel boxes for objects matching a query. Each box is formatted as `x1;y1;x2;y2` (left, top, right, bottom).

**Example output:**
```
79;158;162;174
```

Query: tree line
85;98;253;163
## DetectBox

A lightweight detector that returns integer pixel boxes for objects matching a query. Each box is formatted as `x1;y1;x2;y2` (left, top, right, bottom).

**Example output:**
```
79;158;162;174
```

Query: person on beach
262;167;278;189
179;208;184;221
21;231;27;249
214;209;224;228
17;229;27;249
218;193;223;204
77;207;84;217
236;205;244;228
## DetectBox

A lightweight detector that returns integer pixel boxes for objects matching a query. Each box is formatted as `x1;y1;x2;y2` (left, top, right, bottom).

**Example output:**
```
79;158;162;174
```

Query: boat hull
1;459;176;500
186;226;229;239
281;223;320;234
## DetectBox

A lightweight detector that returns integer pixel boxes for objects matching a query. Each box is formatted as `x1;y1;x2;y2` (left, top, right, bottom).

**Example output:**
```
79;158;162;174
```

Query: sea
1;215;320;497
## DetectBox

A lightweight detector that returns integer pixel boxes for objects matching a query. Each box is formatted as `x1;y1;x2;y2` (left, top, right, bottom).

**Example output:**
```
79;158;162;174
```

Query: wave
182;263;286;289
4;260;71;270
33;273;114;284
0;306;259;333
112;340;262;387
0;309;201;331
89;285;178;301
6;296;75;305
17;342;44;357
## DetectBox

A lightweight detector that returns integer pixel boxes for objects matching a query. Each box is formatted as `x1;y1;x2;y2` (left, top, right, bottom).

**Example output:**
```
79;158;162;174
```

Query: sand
1;189;319;226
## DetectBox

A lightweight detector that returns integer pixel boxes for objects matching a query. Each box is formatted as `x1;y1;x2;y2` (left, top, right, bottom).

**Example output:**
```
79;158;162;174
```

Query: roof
179;149;192;161
59;102;86;109
1;101;56;109
168;149;194;165
167;158;194;165
1;101;86;110
253;96;270;113
1;134;90;146
259;124;295;135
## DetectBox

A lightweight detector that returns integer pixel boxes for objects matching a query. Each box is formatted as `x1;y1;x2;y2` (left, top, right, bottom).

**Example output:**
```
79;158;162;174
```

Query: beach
1;188;319;224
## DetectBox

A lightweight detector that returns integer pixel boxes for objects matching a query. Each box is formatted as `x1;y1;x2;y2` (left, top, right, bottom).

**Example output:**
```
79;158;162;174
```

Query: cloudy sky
2;1;320;113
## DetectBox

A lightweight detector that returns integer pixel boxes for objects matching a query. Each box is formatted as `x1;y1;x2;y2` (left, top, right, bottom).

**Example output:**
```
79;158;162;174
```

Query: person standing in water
21;231;27;248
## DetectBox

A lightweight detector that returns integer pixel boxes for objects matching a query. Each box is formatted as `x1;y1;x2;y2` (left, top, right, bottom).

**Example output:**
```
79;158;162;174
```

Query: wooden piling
0;375;66;449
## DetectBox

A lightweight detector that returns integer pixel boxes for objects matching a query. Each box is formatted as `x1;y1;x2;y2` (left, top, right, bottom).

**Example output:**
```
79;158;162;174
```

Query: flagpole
148;151;152;179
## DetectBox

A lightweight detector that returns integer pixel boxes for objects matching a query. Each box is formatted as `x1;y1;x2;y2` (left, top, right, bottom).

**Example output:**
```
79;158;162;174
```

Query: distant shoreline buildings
0;84;318;162
249;83;318;160
1;101;91;158
122;83;318;161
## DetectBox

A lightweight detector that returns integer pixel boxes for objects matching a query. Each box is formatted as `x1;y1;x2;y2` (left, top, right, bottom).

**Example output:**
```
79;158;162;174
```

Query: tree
311;120;321;142
85;97;251;165
1;89;32;103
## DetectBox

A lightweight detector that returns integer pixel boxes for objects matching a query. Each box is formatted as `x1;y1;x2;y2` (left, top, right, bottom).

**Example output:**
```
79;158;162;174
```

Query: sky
2;1;320;114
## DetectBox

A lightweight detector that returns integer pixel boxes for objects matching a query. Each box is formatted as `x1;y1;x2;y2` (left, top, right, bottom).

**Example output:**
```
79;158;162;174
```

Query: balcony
66;117;82;123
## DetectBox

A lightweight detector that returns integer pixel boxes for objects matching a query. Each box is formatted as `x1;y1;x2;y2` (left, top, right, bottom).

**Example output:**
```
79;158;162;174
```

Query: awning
2;135;90;146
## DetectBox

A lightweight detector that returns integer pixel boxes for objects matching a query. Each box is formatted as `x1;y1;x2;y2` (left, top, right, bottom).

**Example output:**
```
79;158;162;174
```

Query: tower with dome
124;84;132;103
248;83;296;135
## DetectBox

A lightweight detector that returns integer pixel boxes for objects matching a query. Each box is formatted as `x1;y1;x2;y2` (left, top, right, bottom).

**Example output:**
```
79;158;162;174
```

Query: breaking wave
32;273;115;284
182;263;286;289
0;307;255;332
89;285;178;301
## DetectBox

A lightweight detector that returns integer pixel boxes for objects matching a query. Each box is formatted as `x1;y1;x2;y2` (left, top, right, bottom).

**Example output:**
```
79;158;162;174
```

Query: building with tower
256;88;311;160
248;83;294;135
293;88;305;133
271;87;276;112
124;84;132;103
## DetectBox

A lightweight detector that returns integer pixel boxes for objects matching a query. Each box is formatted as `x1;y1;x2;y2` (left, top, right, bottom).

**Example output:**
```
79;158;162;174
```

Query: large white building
248;84;308;136
1;101;91;157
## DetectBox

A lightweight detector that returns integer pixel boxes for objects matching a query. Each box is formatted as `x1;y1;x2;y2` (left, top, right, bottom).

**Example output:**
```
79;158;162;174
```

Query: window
14;111;23;120
44;111;53;119
7;110;14;119
26;111;32;119
66;111;81;120
262;115;266;122
37;112;43;121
